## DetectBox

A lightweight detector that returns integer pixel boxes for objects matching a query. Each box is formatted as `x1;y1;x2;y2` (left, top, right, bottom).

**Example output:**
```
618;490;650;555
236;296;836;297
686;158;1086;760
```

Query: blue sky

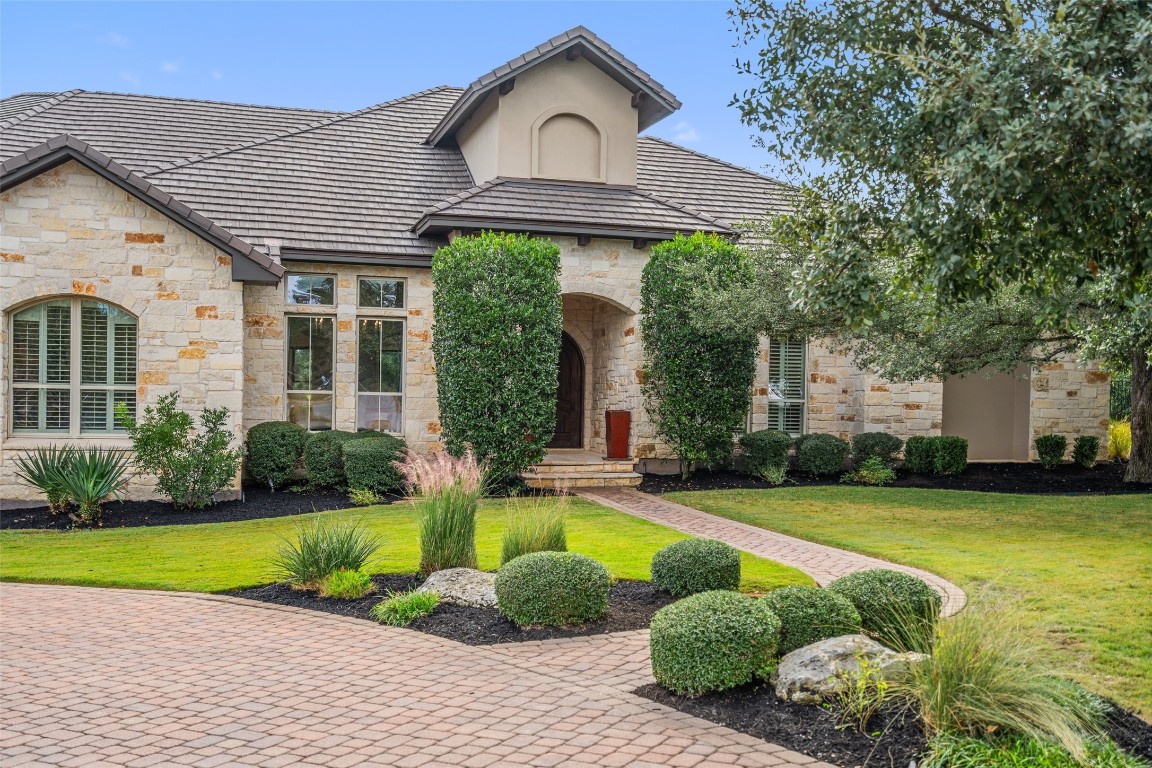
0;1;789;180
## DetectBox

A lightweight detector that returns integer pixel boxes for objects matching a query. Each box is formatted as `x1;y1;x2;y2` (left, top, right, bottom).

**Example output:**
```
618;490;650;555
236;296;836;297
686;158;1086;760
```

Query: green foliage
934;436;969;476
842;456;898;487
650;538;741;597
342;434;407;494
1072;436;1101;469
739;429;792;482
347;488;383;507
904;436;936;475
827;569;941;653
55;447;132;527
401;450;484;575
797;433;850;476
500;495;567;566
495;551;610;627
1109;420;1132;461
641;233;758;478
319;568;374;599
1036;435;1069;470
303;431;374;490
370;589;440;627
831;656;890;734
649;590;781;696
761;585;861;655
923;734;1149;768
12;445;76;514
270;517;382;588
851;432;903;466
246;421;307;491
117;393;242;510
431;232;563;481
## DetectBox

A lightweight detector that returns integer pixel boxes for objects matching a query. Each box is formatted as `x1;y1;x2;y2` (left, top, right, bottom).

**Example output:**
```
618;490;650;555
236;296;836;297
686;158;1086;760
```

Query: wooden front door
549;333;584;448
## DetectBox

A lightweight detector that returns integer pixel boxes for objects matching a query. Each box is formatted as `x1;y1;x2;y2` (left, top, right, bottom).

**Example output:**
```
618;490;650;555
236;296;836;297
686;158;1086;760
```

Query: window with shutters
9;298;137;435
767;339;806;436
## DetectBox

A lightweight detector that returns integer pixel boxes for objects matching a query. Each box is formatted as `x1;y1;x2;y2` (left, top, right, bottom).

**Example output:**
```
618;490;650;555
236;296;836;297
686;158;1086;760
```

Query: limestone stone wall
0;161;246;500
1030;355;1111;460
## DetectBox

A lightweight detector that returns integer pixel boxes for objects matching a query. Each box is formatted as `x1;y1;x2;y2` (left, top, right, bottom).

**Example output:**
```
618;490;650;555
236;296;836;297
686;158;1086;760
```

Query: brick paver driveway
1;584;833;768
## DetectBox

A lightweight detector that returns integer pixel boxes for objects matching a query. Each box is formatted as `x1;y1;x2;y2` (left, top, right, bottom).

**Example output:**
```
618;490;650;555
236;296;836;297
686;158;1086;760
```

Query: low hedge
797;433;851;476
246;421;307;490
1035;434;1068;470
343;434;407;493
903;436;936;474
495;551;610;627
650;590;781;696
651;538;741;597
851;432;903;466
738;429;793;481
904;435;968;476
761;585;862;654
304;431;374;490
827;568;942;652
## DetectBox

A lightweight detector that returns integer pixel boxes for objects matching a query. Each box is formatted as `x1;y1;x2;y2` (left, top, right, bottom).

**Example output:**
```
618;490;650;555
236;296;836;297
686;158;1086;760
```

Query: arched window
533;112;604;182
10;298;137;434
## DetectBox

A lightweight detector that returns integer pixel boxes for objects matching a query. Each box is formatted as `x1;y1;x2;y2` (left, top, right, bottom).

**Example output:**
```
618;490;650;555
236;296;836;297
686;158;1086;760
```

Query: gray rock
773;634;926;705
416;568;497;608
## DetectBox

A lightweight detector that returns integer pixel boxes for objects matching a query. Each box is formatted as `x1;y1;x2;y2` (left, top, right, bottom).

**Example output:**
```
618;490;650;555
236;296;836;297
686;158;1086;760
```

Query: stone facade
1030;356;1111;459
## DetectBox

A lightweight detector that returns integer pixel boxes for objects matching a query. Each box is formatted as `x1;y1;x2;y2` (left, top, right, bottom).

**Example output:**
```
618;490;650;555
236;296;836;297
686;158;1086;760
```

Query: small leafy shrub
1072;435;1100;469
831;656;890;733
304;431;373;490
761;585;862;654
399;450;484;574
903;435;936;474
117;393;243;509
739;429;792;482
56;447;132;527
923;734;1145;768
343;433;407;493
348;488;383;506
270;517;382;588
651;538;741;597
500;494;568;566
319;568;375;599
797;433;851;476
12;445;76;514
246;421;307;490
370;589;440;626
934;436;968;475
827;569;941;653
495;551;610;627
842;456;898;486
1035;434;1069;470
649;590;781;696
851;432;903;466
1108;420;1132;461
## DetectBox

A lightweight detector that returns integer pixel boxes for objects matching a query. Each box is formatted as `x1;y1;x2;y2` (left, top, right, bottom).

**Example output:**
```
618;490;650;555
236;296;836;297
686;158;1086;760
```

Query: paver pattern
1;584;834;768
577;488;965;616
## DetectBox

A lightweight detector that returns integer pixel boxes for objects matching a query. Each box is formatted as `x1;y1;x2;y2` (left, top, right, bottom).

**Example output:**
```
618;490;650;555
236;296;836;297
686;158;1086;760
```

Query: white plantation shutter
767;339;806;435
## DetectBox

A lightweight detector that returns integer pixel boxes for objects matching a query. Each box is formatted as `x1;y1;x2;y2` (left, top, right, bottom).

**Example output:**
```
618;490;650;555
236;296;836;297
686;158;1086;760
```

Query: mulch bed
640;461;1152;496
233;575;677;645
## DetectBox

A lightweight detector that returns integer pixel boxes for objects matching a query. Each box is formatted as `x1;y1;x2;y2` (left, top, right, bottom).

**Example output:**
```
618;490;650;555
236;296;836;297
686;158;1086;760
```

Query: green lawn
666;487;1152;718
0;496;810;594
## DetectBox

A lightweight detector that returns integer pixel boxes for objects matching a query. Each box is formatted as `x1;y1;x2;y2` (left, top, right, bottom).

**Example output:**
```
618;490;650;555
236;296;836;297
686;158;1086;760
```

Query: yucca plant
270;517;383;588
396;449;484;575
12;445;76;514
500;493;569;565
56;447;132;527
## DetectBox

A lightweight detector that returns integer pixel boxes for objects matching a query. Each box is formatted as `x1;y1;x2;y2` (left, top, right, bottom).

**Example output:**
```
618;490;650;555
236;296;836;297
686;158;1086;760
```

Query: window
358;278;404;309
286;274;335;306
357;318;403;432
10;298;137;434
286;316;334;430
767;339;806;435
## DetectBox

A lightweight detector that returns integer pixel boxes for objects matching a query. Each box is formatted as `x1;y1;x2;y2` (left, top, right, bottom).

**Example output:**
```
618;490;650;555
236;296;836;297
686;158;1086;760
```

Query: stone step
524;471;643;490
527;462;636;475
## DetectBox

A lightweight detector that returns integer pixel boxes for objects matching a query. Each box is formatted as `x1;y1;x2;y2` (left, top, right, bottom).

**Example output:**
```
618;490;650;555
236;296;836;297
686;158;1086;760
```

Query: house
0;27;1109;499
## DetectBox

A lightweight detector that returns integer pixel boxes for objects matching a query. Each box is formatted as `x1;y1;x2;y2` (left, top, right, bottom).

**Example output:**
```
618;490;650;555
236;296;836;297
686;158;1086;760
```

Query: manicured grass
0;496;810;595
666;487;1152;717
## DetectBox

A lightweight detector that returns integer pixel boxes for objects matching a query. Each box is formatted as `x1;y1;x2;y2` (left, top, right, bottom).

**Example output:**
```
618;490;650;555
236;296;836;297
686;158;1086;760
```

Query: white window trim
766;338;807;436
284;314;335;431
355;315;405;434
356;276;407;311
285;273;337;307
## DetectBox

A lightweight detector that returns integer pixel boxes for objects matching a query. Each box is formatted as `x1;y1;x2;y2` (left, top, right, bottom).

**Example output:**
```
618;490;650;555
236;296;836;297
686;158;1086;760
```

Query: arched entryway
549;332;585;448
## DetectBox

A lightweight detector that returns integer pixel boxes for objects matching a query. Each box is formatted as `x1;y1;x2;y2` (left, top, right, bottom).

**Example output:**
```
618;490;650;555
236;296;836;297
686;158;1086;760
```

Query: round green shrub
827;569;942;652
1035;434;1069;470
1072;435;1100;468
304;431;374;490
760;585;861;654
933;436;968;475
650;590;781;696
342;434;407;493
495;551;610;627
739;429;793;480
245;421;307;491
651;538;741;597
797;433;851;476
903;435;936;474
851;432;903;466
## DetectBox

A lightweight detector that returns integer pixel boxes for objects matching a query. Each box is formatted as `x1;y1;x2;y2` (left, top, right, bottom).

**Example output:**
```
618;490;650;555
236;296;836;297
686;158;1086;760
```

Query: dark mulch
1107;702;1152;762
640;461;1152;496
233;575;676;645
0;485;397;530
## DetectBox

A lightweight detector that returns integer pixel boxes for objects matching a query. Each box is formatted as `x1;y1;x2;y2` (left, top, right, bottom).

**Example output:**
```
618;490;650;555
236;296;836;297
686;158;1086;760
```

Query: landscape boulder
774;634;926;705
416;568;497;608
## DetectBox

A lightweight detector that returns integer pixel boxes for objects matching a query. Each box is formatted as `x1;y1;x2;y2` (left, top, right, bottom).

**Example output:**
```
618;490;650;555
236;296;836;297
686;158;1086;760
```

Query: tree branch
924;0;1002;37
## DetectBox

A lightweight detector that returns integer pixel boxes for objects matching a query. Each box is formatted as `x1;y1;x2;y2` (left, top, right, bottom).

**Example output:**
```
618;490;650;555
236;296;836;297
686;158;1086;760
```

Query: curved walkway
578;488;965;616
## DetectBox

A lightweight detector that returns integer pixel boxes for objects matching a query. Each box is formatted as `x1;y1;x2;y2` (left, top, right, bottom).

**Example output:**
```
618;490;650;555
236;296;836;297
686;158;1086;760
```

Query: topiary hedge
827;568;942;652
649;590;781;696
904;435;968;476
651;538;741;597
1072;435;1100;468
739;429;793;482
304;431;374;490
797;433;851;476
1035;434;1068;469
431;232;563;482
246;421;307;490
851;432;904;466
903;435;936;474
761;585;862;654
343;434;407;493
495;551;610;627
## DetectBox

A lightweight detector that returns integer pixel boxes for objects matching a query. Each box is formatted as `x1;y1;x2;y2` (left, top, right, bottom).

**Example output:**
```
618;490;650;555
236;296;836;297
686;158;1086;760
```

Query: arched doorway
548;332;585;448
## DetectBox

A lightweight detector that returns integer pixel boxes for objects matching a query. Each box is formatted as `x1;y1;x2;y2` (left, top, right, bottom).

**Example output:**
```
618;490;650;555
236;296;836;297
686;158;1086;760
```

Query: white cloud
160;61;181;74
120;70;141;86
672;121;700;143
104;31;129;48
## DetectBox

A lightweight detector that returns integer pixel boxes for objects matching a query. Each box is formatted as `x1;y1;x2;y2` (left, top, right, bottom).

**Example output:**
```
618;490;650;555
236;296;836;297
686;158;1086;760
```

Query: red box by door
605;410;631;460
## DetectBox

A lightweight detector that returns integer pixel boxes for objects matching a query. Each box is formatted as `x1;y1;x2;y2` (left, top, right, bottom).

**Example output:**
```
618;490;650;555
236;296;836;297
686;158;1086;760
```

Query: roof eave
414;214;732;242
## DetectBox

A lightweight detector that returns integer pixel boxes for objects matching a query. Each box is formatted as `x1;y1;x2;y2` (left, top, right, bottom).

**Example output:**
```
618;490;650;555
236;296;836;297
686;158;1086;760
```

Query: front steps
524;449;642;490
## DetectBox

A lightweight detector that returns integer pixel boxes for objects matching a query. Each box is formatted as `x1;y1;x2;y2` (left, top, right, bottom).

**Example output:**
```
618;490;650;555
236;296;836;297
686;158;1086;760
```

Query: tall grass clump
500;493;568;565
399;449;484;575
271;516;382;588
1108;420;1132;461
57;447;132;526
12;445;76;514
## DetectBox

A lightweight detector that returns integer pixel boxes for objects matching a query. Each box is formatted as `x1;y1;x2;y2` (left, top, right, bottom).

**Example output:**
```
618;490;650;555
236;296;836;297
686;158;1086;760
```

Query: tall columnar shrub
431;232;563;482
246;421;307;491
641;233;758;478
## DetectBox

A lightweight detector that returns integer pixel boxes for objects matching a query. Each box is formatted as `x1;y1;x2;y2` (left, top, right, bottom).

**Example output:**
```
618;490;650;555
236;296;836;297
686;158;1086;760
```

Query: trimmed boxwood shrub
851;432;903;466
827;569;942;652
933;436;968;475
246;421;307;491
495;551;610;627
739;429;793;481
304;431;373;490
1035;434;1068;469
649;590;781;696
797;433;851;476
343;434;407;493
1072;435;1100;468
903;435;936;474
761;585;861;654
651;538;741;597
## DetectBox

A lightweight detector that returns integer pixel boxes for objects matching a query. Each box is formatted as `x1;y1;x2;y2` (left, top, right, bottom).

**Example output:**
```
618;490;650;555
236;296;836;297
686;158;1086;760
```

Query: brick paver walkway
1;584;835;768
578;488;965;616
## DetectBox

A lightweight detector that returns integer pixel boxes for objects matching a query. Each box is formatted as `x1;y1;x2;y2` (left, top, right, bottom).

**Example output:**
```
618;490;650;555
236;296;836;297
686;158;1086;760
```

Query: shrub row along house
0;27;1110;499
